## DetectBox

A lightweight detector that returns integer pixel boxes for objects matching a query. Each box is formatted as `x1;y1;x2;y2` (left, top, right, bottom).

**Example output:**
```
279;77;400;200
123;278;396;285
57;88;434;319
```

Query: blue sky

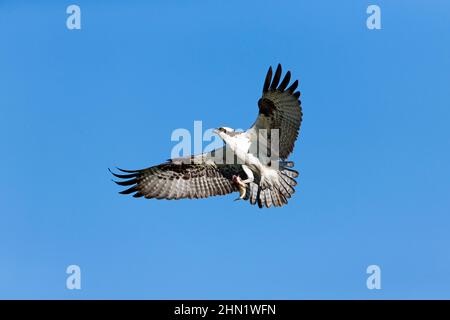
1;0;450;299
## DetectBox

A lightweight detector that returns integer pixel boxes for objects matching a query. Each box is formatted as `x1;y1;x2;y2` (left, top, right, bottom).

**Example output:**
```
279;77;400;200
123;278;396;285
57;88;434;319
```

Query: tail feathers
243;165;299;208
243;182;257;204
279;161;295;168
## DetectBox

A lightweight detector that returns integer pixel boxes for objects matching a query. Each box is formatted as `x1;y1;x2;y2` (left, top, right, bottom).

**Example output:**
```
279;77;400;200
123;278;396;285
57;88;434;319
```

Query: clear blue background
1;0;449;299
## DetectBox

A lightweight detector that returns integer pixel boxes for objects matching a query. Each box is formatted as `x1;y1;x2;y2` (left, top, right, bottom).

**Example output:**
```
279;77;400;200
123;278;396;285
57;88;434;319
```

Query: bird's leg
232;166;254;201
232;175;247;201
240;165;254;185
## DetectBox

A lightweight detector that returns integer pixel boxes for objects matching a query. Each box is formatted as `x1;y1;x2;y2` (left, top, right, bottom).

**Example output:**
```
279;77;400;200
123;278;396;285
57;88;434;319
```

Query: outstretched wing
110;150;244;200
248;64;302;160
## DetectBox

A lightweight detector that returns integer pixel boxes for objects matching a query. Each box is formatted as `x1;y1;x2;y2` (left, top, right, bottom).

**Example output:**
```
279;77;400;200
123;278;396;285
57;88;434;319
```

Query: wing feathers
251;64;302;160
287;79;298;93
263;66;273;93
111;162;242;200
278;71;291;91
270;64;282;90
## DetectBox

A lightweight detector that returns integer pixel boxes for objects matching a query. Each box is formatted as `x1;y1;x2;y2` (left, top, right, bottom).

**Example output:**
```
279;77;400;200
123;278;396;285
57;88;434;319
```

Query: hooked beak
213;128;220;135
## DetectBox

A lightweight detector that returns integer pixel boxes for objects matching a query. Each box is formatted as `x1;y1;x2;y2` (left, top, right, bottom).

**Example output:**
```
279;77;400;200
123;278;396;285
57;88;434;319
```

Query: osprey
110;64;302;208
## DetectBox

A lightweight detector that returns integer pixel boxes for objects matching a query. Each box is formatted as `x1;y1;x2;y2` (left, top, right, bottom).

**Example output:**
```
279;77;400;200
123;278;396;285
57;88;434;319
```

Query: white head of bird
214;126;236;140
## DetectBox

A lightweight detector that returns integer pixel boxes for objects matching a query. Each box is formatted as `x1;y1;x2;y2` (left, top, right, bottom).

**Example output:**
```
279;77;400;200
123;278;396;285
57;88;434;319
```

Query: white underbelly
226;136;264;174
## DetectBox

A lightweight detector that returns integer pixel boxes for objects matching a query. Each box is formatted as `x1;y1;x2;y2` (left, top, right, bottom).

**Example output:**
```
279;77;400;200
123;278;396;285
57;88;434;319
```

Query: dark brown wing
110;161;243;200
249;64;302;160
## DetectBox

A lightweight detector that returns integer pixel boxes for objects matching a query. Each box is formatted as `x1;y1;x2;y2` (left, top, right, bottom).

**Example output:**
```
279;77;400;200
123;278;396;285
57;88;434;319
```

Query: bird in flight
110;64;302;208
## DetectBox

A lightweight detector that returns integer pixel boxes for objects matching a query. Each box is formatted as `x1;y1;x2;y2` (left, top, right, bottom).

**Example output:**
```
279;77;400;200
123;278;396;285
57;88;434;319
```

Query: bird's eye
219;127;226;133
